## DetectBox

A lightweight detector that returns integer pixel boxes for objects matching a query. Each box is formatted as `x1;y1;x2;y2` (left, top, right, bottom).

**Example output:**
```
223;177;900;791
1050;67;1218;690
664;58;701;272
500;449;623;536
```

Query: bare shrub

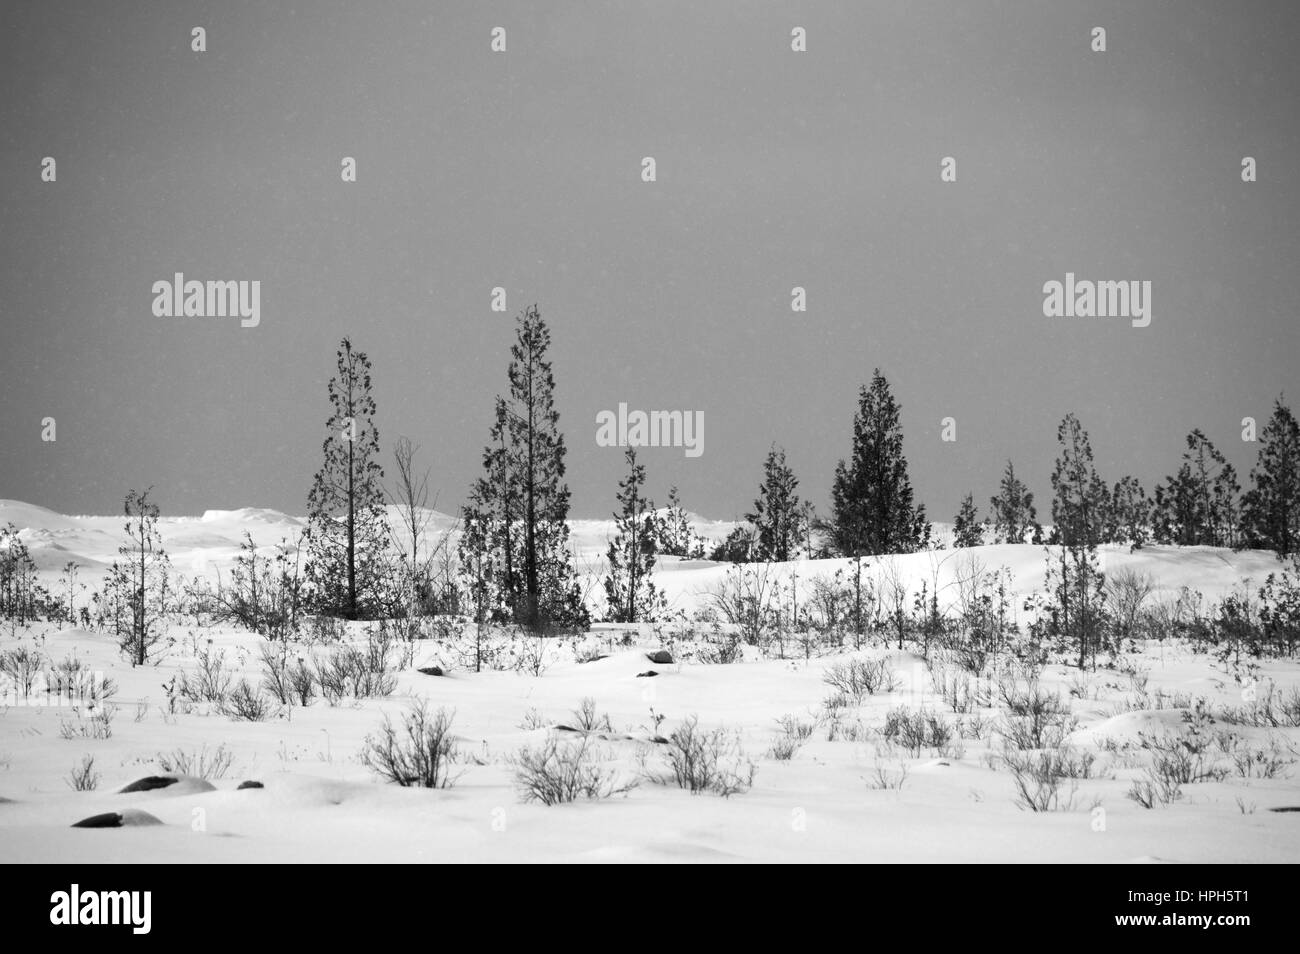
157;743;234;779
1135;715;1228;786
1219;681;1300;728
314;653;349;705
1000;711;1078;751
768;734;802;760
49;655;117;707
994;742;1097;811
362;701;461;788
180;644;233;706
881;706;954;756
58;706;115;740
224;679;274;721
1127;769;1182;808
0;645;45;697
823;656;899;702
775;713;816;740
342;628;399;697
571;697;613;734
768;714;814;760
662;715;756;797
706;564;778;647
510;628;557;677
932;664;989;713
694;622;744;665
1230;736;1294;779
288;655;317;705
258;641;294;704
960;713;993;740
66;754;99;791
517;707;547;731
866;757;910;790
825;711;868;742
996;679;1076;750
1106;568;1155;644
511;733;635;805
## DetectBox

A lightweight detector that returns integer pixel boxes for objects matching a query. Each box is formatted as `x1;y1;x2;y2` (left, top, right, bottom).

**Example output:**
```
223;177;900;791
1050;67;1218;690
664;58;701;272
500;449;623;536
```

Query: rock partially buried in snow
72;809;163;829
646;650;673;664
417;666;444;677
118;776;179;794
119;775;217;797
237;780;264;790
636;670;658;678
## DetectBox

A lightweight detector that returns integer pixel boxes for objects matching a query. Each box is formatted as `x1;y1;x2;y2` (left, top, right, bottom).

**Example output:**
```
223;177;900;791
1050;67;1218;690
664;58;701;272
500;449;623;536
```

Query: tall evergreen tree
305;337;389;619
952;494;984;548
989;461;1039;544
746;444;805;562
1047;414;1109;668
828;369;929;556
1153;429;1239;547
1241;397;1300;557
1050;414;1108;548
459;306;587;631
603;449;664;622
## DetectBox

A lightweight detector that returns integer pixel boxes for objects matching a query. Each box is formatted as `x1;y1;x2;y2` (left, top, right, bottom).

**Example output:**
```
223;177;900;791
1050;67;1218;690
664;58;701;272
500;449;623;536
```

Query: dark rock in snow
646;650;673;664
73;812;125;828
417;666;444;677
118;776;179;794
636;670;658;678
72;809;163;828
237;780;264;790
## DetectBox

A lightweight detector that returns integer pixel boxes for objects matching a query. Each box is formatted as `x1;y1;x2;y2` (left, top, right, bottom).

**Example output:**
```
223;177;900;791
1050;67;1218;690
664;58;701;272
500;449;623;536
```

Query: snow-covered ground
1;500;1298;863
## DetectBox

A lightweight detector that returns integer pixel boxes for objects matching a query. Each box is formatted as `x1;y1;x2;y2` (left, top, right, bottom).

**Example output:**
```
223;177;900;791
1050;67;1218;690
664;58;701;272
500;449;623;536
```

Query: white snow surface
1;499;1298;863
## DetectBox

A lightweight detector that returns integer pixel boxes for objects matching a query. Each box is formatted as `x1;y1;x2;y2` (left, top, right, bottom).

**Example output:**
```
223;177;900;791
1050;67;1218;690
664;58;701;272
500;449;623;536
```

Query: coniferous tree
1050;415;1109;549
457;512;497;672
1153;429;1239;547
989;461;1039;544
1106;475;1150;549
0;524;47;623
952;494;984;548
1047;414;1109;668
305;337;389;620
603;449;665;622
709;525;758;563
654;486;707;559
746;444;805;562
459;306;587;631
1241;398;1300;557
462;398;517;623
828;369;930;556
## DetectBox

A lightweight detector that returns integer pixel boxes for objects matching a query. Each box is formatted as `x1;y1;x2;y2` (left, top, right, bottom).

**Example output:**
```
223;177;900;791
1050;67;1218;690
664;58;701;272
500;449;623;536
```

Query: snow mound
199;507;304;527
119;776;217;798
0;500;84;532
1071;709;1190;746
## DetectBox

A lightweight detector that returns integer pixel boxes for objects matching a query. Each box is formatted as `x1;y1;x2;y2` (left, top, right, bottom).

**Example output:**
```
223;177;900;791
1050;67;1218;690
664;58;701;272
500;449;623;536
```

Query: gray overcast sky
1;1;1297;520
